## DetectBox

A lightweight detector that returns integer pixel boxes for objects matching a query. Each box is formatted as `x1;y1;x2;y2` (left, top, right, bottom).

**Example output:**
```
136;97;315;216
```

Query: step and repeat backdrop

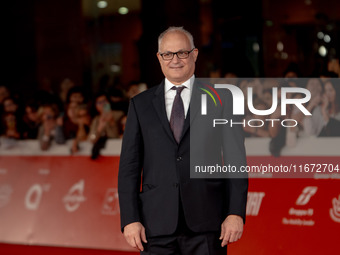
0;138;339;254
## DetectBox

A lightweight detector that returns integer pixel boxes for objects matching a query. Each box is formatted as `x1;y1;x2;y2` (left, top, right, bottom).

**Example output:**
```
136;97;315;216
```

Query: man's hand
123;222;147;251
219;215;244;247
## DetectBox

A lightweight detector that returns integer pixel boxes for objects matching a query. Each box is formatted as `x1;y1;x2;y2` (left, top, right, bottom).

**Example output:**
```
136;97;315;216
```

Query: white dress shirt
164;75;194;121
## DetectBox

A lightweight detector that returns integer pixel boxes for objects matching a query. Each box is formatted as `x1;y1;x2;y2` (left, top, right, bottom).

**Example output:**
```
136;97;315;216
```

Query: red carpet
0;243;139;255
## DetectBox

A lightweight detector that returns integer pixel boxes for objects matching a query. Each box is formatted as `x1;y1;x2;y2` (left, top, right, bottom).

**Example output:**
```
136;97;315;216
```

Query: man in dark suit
118;26;248;254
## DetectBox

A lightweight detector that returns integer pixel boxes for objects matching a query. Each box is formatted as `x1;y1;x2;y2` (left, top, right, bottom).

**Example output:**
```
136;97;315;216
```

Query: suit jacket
118;79;248;237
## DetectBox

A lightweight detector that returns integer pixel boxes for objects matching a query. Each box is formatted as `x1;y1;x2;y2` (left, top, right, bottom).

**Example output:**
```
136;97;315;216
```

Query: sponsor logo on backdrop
329;195;340;223
296;186;318;205
0;184;13;208
282;186;317;226
63;179;86;212
101;188;119;215
25;183;51;210
246;192;265;216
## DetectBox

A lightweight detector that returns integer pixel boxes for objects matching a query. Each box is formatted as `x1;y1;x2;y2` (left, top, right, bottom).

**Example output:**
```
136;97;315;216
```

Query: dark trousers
141;200;227;255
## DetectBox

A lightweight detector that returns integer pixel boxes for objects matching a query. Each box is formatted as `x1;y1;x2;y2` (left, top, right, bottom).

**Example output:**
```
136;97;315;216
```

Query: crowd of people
240;76;340;137
236;75;340;155
1;59;340;157
231;60;340;156
0;79;145;158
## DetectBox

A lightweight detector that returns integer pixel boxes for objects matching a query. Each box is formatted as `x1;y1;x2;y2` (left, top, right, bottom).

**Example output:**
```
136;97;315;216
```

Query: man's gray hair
158;26;195;52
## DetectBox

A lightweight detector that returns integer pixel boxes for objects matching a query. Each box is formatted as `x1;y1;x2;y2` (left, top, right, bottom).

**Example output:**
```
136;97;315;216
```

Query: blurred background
1;1;340;254
1;0;340;97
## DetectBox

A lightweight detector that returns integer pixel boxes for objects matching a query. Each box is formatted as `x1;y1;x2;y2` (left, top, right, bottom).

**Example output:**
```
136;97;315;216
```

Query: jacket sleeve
118;98;144;232
222;93;248;223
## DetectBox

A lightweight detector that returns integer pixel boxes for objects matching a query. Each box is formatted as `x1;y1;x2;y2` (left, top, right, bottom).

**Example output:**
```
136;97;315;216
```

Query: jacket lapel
152;79;201;145
152;81;176;143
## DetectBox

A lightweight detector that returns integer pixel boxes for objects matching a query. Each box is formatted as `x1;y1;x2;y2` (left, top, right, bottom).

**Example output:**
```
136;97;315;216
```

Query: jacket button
177;156;182;161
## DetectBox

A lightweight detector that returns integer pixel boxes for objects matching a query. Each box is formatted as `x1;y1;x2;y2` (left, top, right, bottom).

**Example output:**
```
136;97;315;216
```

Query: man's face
157;32;198;85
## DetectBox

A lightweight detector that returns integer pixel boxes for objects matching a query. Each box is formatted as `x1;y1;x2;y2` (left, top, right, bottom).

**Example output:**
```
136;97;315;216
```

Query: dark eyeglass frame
159;48;196;61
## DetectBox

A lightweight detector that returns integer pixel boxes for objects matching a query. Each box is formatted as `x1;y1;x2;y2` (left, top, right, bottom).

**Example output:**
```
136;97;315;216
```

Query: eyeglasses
159;48;195;61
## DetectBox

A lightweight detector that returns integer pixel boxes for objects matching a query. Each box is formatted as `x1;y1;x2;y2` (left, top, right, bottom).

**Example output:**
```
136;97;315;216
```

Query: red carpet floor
0;243;139;255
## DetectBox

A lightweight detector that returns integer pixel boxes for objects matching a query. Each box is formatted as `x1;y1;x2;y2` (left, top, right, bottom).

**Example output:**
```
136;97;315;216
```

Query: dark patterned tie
170;86;185;143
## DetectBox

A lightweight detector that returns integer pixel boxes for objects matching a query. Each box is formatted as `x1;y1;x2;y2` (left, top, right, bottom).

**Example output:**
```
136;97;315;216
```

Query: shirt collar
165;75;195;93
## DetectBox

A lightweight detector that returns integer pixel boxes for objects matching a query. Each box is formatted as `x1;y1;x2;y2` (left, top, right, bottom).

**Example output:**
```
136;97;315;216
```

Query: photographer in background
0;96;25;148
38;104;65;150
89;92;124;159
70;104;91;154
23;100;41;139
